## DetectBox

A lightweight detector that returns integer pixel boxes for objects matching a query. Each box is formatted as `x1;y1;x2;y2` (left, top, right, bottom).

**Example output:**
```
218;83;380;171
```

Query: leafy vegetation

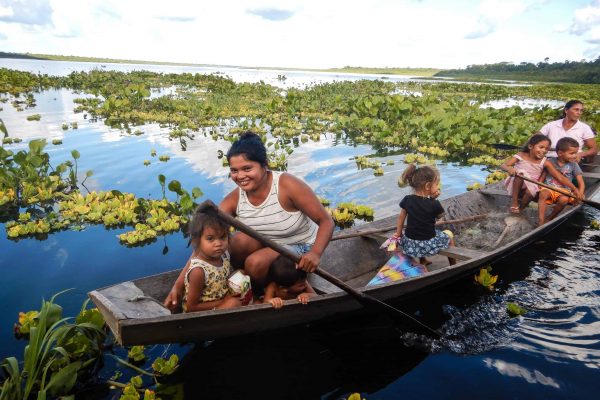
1;291;184;399
507;302;527;317
436;57;600;84
1;291;105;399
474;266;498;291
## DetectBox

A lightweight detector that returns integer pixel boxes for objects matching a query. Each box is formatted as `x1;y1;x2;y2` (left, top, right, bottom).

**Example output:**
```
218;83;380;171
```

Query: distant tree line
436;57;600;84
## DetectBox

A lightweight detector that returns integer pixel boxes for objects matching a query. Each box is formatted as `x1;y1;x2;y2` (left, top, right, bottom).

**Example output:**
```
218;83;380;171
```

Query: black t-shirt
400;194;445;240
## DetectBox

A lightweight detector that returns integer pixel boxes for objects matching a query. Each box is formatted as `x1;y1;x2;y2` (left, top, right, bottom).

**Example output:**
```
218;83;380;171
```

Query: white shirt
539;118;594;157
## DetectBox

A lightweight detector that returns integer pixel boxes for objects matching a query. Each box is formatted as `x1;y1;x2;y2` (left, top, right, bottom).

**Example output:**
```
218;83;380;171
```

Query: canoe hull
90;159;600;345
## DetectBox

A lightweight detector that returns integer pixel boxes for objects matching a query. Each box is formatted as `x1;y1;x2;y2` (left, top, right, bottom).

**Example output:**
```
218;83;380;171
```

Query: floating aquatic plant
128;346;146;363
474;266;498;290
26;114;41;121
328;202;375;227
52;139;62;145
590;220;599;230
151;354;179;376
1;291;106;399
467;155;503;167
507;302;527;317
466;182;483;191
485;170;507;184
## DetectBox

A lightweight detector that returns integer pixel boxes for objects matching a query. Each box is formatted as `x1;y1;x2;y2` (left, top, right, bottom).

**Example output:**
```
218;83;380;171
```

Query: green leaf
71;150;80;160
0;117;7;137
167;180;183;195
507;302;527;317
191;187;203;199
179;194;193;212
85;170;93;177
158;174;166;186
75;308;104;329
46;361;82;396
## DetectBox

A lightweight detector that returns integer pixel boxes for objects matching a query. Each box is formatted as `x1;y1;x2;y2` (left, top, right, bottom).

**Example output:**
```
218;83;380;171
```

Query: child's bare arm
264;282;284;309
575;175;585;200
263;282;284;308
500;155;520;176
395;208;407;237
185;269;222;312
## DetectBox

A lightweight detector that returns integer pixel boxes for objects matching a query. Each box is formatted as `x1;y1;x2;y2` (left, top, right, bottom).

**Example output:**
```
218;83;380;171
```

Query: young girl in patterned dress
183;209;241;312
393;164;456;266
500;134;579;216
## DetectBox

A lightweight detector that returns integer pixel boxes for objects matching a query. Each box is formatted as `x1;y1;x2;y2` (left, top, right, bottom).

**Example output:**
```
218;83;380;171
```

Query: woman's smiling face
228;155;267;192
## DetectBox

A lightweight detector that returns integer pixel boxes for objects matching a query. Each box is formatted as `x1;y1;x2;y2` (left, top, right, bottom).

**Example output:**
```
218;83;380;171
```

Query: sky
0;0;599;69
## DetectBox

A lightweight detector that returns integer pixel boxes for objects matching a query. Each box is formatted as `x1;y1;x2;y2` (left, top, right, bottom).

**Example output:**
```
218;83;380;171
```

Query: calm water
1;59;599;399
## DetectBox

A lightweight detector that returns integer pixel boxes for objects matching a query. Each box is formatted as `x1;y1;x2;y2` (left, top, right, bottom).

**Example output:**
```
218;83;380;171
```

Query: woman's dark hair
188;206;230;240
561;100;583;118
226;131;268;167
521;133;551;152
400;164;440;191
269;256;306;287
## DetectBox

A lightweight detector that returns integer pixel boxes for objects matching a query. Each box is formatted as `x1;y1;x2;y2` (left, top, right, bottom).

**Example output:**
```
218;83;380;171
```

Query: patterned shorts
400;229;451;258
285;243;313;255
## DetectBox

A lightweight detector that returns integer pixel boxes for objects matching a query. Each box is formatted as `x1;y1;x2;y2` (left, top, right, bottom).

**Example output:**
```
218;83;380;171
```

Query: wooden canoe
89;158;600;346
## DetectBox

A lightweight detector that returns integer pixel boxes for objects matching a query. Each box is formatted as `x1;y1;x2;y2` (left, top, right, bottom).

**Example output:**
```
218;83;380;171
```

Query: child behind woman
183;209;241;312
393;164;455;266
263;256;316;309
500;134;580;216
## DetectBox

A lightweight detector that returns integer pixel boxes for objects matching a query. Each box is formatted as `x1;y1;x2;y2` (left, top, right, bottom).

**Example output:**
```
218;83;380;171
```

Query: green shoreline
0;52;441;77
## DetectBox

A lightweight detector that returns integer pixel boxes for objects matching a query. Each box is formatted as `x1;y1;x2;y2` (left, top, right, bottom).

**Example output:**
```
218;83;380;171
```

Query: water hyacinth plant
1;291;106;399
474;266;498;291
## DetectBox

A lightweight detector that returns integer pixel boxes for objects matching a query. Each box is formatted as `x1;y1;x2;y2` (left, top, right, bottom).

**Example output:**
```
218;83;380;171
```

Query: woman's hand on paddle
297;251;320;273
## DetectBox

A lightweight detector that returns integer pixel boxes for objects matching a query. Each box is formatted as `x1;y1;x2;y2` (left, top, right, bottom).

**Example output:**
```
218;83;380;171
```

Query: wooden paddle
198;200;442;337
331;214;488;241
514;173;600;211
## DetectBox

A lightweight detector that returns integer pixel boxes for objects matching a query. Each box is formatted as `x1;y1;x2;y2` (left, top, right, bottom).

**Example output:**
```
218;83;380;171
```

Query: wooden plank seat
582;172;600;180
438;246;485;261
366;231;485;261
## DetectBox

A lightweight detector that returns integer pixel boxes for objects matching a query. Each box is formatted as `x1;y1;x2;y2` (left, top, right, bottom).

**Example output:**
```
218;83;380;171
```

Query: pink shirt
539;119;594;157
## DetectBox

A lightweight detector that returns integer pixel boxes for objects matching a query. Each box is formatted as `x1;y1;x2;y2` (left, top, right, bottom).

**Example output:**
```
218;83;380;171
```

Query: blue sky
0;0;599;69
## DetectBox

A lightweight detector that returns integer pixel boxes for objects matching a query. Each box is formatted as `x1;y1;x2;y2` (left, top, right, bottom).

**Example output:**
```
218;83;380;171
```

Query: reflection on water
1;61;599;399
483;358;561;388
0;58;415;89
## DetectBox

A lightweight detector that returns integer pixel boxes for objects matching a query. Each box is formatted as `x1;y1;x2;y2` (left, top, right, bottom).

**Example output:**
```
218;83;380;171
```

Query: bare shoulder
187;266;205;282
278;172;311;194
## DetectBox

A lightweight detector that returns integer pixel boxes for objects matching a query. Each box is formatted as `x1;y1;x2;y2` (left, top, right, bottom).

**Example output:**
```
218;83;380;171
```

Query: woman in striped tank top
164;132;334;311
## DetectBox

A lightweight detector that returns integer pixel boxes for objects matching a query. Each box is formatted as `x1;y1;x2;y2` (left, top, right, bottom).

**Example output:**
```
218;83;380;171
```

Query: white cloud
570;0;600;36
0;0;597;69
0;0;53;26
465;17;495;39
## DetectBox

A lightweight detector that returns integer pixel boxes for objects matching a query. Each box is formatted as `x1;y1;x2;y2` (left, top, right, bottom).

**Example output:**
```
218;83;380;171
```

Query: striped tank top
236;172;317;246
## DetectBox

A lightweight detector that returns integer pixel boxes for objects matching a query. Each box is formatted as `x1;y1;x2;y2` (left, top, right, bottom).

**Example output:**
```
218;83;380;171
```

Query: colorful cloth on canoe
367;253;428;286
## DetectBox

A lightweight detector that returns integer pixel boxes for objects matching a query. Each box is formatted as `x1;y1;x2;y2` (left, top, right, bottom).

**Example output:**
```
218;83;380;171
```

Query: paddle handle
199;200;442;335
515;173;600;210
201;201;372;301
